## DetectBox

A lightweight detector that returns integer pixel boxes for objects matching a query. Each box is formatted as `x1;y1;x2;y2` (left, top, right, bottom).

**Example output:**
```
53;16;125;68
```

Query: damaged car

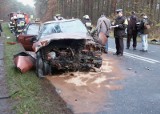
14;19;102;78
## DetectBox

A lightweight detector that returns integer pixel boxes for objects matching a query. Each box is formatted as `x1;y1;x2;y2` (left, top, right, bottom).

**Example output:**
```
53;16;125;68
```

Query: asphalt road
0;34;13;114
47;38;160;114
101;38;160;114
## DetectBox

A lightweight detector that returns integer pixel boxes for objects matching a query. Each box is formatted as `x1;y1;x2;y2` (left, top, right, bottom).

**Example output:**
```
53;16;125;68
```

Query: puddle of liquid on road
47;57;124;114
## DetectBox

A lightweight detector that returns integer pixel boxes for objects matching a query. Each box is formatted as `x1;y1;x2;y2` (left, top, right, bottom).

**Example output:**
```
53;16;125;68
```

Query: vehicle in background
8;12;30;37
15;13;26;38
18;22;41;51
8;12;17;32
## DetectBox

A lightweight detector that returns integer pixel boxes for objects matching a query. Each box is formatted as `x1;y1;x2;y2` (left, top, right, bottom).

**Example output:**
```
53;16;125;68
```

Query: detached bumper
14;52;36;73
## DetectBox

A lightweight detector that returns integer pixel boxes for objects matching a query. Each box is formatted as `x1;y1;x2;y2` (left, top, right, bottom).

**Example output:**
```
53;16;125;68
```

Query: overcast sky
17;0;35;7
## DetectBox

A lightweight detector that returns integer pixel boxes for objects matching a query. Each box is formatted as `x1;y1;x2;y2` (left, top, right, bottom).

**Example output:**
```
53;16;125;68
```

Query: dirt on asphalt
47;54;125;114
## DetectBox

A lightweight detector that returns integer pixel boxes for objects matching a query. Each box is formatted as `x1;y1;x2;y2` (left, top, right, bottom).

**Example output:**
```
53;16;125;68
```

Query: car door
18;35;36;51
18;23;41;51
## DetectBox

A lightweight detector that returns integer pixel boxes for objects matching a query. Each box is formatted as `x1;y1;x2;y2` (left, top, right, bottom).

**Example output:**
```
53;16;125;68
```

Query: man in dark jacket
113;9;128;56
0;23;3;36
127;11;138;50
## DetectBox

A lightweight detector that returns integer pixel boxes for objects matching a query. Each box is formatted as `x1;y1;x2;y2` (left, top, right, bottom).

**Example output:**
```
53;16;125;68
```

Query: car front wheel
36;52;45;78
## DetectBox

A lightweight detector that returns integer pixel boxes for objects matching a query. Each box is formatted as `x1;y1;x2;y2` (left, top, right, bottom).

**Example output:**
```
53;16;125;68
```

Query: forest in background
0;0;35;21
34;0;160;39
0;0;160;38
1;0;160;24
35;0;160;24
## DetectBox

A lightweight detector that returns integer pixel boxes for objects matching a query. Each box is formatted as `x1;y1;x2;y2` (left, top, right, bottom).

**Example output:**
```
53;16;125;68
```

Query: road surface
103;38;160;114
0;34;13;114
47;38;160;114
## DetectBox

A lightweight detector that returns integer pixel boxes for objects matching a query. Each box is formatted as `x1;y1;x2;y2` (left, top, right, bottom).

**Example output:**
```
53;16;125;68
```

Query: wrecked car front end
34;33;102;77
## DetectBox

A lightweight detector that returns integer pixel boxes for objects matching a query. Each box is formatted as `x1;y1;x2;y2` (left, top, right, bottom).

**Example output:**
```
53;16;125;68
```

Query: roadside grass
2;23;48;114
2;23;73;114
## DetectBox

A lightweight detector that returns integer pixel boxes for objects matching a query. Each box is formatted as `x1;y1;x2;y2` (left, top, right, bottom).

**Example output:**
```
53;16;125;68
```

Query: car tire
36;52;45;78
43;61;50;75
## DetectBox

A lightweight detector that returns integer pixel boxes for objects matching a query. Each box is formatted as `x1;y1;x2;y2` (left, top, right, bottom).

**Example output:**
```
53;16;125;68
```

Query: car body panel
18;22;41;51
13;52;36;73
32;33;93;52
18;35;35;51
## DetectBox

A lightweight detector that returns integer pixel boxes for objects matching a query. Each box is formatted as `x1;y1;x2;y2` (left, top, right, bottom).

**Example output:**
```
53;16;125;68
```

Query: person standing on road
126;11;138;50
113;9;128;56
139;14;150;52
0;22;3;37
96;13;111;53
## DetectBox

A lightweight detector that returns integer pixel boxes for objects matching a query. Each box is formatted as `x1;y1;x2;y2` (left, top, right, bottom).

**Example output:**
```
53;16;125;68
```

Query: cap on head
131;11;135;15
116;9;123;13
83;15;90;19
55;14;61;17
143;15;148;19
141;13;148;18
141;13;145;17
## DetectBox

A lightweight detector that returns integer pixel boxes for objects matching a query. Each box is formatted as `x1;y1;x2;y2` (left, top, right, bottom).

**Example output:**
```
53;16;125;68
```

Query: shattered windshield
38;20;88;39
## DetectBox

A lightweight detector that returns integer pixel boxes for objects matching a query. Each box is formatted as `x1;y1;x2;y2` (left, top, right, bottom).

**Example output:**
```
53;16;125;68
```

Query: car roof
28;22;41;25
44;19;81;25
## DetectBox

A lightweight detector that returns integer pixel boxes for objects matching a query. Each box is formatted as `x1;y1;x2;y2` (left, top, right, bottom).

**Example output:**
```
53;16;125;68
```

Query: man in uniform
127;11;138;50
113;9;128;56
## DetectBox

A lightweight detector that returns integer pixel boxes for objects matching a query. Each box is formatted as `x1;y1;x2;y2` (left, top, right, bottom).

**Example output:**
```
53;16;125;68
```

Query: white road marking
109;48;160;64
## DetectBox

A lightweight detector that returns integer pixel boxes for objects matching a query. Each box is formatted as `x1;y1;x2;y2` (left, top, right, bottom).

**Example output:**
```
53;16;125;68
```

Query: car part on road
7;42;17;45
14;52;36;73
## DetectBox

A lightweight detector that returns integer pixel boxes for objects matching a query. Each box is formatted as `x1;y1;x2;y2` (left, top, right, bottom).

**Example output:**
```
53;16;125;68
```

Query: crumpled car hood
33;33;93;52
40;33;92;40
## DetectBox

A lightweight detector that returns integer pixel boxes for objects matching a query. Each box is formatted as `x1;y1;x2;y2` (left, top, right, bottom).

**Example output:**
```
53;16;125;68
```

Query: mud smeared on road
47;55;124;114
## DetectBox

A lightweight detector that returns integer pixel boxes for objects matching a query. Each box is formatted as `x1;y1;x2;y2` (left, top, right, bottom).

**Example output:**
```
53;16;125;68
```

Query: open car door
18;35;36;51
18;23;41;51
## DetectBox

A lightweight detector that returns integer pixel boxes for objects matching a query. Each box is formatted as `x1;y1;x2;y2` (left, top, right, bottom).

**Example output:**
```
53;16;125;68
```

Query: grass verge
2;23;72;114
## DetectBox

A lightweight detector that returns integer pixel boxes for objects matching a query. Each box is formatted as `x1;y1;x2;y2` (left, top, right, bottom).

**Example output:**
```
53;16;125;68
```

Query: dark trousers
115;37;124;55
127;30;137;48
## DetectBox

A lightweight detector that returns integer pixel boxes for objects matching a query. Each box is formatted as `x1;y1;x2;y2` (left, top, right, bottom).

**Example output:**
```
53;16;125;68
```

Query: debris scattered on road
127;68;132;70
145;67;151;70
56;88;62;94
7;42;16;45
150;39;158;43
6;36;10;39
